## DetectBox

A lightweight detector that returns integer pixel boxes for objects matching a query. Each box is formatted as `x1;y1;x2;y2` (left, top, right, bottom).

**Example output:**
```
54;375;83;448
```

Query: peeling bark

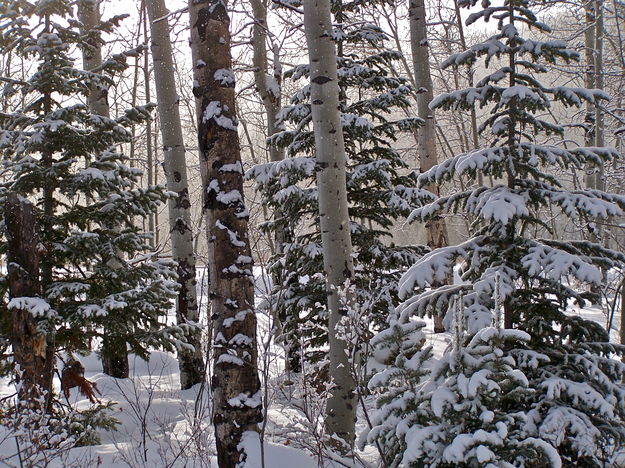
189;1;262;465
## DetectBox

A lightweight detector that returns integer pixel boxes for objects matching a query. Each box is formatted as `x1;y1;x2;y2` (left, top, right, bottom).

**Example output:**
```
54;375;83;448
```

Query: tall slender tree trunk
452;0;480;151
584;1;597;148
129;19;142;177
5;194;51;406
410;0;450;333
189;1;262;466
249;0;300;374
504;1;520;330
585;1;606;300
40;16;57;411
620;277;625;361
78;0;130;379
302;0;357;450
78;0;109;118
146;0;205;390
142;0;157;246
594;0;605;192
250;0;282;165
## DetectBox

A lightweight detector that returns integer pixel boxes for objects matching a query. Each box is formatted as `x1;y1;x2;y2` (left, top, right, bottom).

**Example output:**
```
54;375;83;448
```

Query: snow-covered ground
0;348;321;467
0;269;620;467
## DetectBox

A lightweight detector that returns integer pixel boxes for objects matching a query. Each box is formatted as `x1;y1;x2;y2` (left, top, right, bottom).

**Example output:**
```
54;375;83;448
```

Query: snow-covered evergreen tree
367;300;562;467
366;0;625;464
398;0;625;332
361;316;431;463
247;0;428;368
0;0;181;384
370;295;625;466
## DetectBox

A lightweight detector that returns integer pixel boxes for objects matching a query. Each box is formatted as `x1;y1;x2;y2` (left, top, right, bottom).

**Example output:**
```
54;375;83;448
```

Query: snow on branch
551;87;610;107
465;186;530;225
245;156;316;185
398;237;486;297
521;242;602;284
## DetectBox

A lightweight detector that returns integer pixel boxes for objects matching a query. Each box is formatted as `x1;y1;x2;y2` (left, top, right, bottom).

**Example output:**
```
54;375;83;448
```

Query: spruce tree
367;293;562;466
367;0;625;465
247;0;428;369
0;0;181;394
369;325;563;466
362;316;431;463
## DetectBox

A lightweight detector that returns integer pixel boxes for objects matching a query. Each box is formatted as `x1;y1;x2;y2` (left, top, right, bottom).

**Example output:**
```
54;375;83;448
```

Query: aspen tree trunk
129;25;141;176
620;277;625;360
146;0;205;390
78;0;109;118
593;0;608;280
250;0;282;165
78;0;130;378
585;1;606;299
410;0;450;333
452;0;480;152
249;0;301;374
142;1;157;246
594;0;605;192
584;1;597;148
302;0;357;450
5;194;51;406
189;1;262;466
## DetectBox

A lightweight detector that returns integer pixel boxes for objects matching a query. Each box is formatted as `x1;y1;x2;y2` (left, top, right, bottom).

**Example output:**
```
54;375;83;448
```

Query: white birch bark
410;0;450;332
146;0;205;390
302;0;357;449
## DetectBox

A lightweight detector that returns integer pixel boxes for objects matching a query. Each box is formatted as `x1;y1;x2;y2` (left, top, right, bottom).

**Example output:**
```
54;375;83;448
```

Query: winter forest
1;0;625;466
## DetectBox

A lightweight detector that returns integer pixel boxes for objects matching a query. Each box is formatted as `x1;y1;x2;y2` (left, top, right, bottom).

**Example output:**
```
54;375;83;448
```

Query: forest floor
0;272;620;467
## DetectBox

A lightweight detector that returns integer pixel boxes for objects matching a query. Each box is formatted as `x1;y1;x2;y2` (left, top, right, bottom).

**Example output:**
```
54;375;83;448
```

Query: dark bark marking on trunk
311;75;332;85
189;0;263;462
175;188;192;210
